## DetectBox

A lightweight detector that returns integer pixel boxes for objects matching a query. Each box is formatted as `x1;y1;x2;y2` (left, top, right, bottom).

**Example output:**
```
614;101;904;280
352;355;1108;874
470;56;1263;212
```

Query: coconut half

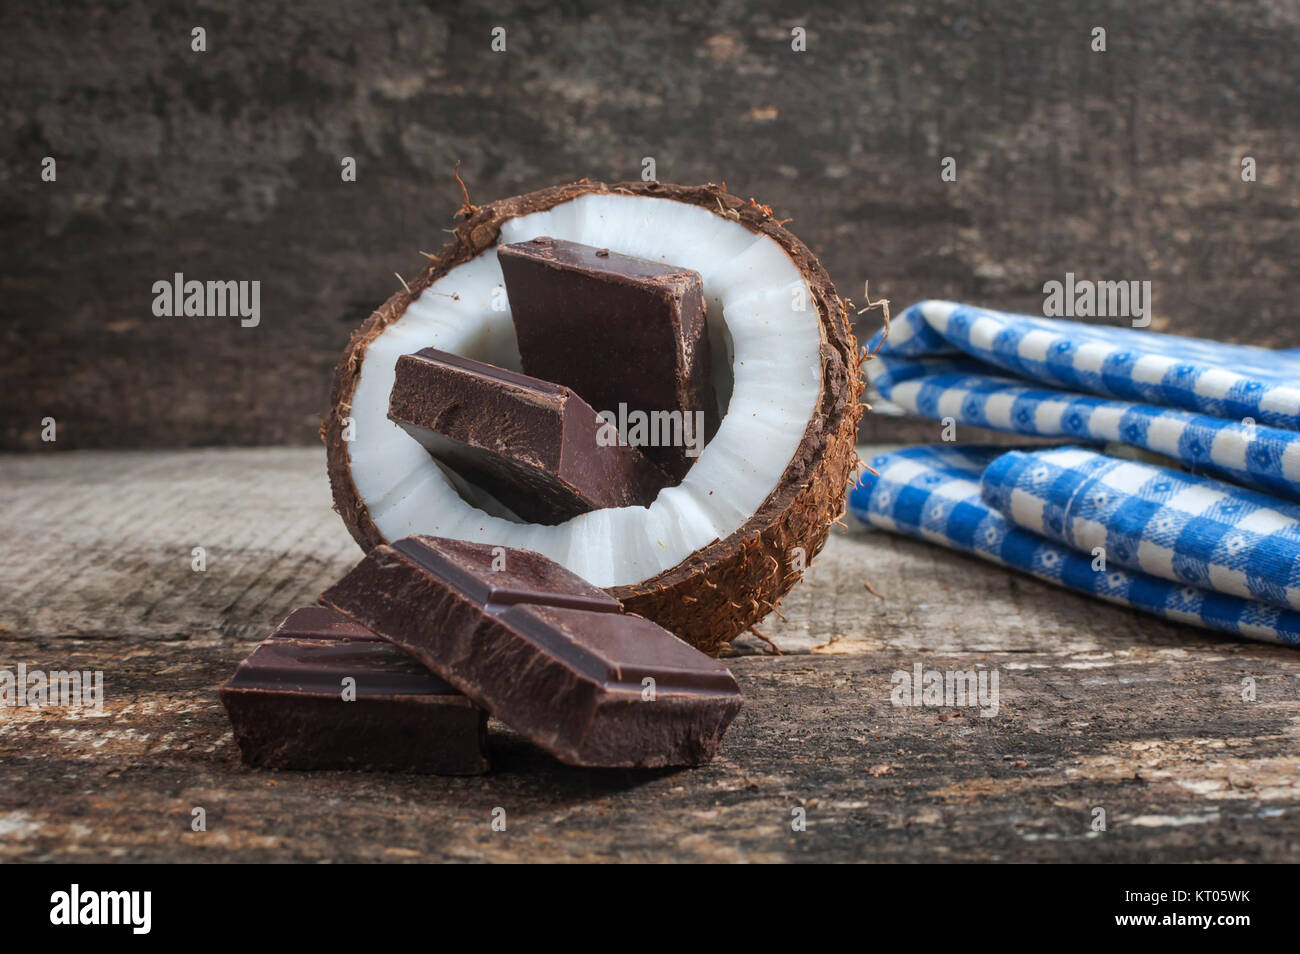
324;181;863;654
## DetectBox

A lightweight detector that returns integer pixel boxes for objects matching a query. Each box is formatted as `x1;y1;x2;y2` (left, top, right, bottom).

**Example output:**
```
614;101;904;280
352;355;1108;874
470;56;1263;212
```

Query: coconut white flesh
347;193;822;588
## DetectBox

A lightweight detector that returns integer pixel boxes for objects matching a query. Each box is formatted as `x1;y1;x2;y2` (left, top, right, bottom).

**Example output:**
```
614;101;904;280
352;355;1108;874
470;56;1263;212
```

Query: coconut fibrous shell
323;180;865;655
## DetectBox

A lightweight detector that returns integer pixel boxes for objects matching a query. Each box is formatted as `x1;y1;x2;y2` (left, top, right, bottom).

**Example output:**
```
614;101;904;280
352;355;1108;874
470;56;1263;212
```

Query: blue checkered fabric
853;301;1300;645
982;447;1300;613
849;445;1300;646
867;301;1300;500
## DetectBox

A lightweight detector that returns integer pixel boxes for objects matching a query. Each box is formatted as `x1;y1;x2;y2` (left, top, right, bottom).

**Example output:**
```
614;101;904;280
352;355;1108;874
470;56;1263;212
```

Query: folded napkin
850;445;1300;646
982;446;1300;613
852;301;1300;646
867;301;1300;500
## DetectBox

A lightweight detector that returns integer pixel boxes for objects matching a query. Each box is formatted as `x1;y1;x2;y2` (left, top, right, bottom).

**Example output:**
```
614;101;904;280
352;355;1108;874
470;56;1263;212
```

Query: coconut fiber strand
850;302;1300;647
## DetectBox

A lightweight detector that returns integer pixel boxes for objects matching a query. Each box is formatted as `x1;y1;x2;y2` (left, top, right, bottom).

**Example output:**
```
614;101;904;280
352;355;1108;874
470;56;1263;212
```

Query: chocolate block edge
220;688;490;775
499;237;719;483
219;606;491;775
389;348;669;524
320;537;744;769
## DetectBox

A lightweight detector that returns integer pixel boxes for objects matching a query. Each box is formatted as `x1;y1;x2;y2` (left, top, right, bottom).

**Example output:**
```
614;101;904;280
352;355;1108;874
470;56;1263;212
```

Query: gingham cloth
852;301;1300;645
849;445;1300;646
867;301;1300;500
983;446;1300;612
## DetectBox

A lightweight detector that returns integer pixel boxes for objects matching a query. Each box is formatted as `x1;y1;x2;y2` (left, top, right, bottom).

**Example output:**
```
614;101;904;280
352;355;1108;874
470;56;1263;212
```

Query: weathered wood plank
3;1;1297;451
1;446;1228;655
1;641;1296;863
0;448;357;644
1;447;1297;862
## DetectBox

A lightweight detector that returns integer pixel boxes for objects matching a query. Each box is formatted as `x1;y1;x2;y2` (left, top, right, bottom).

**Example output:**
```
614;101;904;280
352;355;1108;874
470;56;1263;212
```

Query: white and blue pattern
853;301;1300;646
981;447;1300;614
867;301;1300;500
849;445;1300;646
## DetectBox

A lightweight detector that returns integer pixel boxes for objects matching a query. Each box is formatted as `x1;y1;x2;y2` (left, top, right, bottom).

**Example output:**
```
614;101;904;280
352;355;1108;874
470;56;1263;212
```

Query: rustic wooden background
2;1;1297;863
1;447;1297;862
2;0;1296;450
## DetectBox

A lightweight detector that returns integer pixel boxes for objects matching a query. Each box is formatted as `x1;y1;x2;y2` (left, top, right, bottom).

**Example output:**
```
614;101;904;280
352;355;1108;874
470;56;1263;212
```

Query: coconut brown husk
323;180;864;655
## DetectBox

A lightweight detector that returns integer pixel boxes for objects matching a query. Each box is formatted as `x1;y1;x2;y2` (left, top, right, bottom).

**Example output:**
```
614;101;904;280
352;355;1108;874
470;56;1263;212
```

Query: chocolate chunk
498;237;718;482
389;348;668;524
219;606;488;774
320;536;742;768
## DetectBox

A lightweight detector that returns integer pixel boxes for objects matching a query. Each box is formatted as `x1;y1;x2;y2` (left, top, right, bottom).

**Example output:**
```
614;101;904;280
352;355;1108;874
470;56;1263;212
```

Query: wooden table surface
1;447;1297;862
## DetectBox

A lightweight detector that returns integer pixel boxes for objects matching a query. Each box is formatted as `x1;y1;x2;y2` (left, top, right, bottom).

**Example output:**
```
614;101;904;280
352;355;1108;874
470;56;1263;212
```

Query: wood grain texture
2;1;1296;451
1;446;1297;861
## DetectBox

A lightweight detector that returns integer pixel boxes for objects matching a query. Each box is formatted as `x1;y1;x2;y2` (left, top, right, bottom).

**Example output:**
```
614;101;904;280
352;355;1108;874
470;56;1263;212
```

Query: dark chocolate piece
389;348;668;524
320;536;742;768
219;606;488;774
498;237;718;482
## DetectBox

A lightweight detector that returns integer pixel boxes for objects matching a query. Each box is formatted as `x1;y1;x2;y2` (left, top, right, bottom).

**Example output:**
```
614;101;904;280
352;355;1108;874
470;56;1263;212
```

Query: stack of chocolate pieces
389;237;718;520
221;537;742;772
390;348;667;524
220;606;489;774
221;238;741;772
